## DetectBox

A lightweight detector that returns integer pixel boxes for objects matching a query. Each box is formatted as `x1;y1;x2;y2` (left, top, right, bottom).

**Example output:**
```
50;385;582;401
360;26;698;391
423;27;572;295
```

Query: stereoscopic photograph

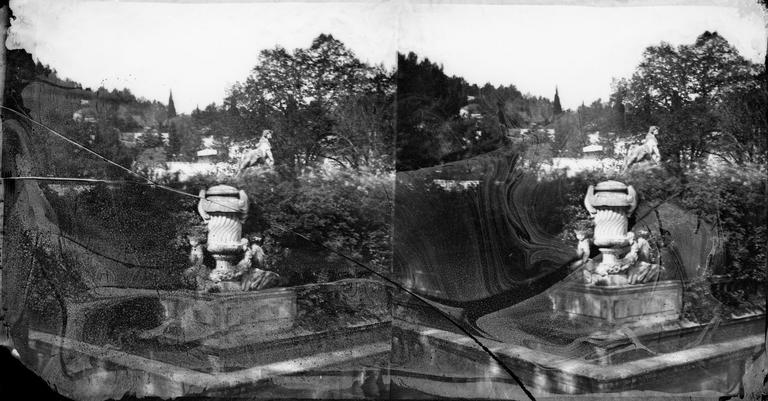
0;0;766;400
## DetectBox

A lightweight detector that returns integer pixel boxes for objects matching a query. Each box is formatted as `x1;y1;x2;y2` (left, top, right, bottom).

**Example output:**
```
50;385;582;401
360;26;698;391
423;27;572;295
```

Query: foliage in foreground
182;166;394;285
41;164;393;289
544;161;766;322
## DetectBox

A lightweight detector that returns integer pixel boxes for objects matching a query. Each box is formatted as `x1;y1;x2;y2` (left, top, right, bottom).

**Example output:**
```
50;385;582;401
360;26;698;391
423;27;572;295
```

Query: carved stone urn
583;180;637;274
198;185;249;283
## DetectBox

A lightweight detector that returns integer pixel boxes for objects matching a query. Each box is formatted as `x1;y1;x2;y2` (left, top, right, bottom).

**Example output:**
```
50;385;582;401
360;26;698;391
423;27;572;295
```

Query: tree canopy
395;52;555;171
227;34;394;170
614;31;766;163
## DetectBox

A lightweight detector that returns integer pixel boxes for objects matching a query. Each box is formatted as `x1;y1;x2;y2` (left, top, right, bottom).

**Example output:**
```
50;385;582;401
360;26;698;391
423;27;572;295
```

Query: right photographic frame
391;1;767;399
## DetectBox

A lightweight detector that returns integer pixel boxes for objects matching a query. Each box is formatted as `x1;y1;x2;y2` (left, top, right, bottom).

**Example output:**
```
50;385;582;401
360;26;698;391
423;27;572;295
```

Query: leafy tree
134;146;167;175
553;87;563;115
714;79;767;164
577;99;614;134
137;132;166;149
396;52;557;170
167;115;200;160
396;52;468;170
332;85;394;168
167;90;177;118
551;112;584;156
616;31;764;163
609;78;628;132
229;34;393;171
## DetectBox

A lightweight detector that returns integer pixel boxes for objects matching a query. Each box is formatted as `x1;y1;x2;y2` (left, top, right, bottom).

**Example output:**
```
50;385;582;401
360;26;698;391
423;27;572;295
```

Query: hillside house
72;108;97;123
196;148;218;163
582;144;604;158
459;103;483;120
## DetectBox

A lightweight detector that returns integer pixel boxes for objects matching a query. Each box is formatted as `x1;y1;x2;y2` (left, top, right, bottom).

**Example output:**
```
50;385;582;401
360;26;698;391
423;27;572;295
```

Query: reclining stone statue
182;236;216;291
238;130;274;175
234;236;281;291
624;126;661;171
606;231;664;284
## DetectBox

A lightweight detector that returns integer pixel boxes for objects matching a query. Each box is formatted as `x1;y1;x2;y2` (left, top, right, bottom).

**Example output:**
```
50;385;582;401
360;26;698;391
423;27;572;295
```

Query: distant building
72;108;97;123
506;128;530;139
119;131;170;148
459;103;483;120
119;132;141;147
582;144;604;158
583;131;605;158
196;148;218;163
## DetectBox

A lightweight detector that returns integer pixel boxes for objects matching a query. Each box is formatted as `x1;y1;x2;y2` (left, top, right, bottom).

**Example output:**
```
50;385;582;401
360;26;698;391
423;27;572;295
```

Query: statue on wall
188;235;206;266
238;130;274;175
623;230;664;284
570;228;592;273
182;235;215;291
624;126;661;170
235;236;281;291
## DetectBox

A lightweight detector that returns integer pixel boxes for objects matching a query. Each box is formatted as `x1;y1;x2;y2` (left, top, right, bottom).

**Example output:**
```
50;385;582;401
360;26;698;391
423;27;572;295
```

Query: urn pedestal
600;249;618;265
154;288;297;349
550;280;682;327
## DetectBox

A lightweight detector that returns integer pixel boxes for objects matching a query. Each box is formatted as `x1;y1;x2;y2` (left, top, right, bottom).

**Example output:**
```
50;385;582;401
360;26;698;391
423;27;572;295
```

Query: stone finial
197;185;249;222
584;180;637;215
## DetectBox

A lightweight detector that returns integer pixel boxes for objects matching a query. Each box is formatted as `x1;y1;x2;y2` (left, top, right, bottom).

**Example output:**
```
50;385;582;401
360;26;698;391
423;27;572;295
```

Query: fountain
581;180;664;285
184;184;280;292
551;180;680;327
198;185;249;287
391;164;763;396
142;184;293;347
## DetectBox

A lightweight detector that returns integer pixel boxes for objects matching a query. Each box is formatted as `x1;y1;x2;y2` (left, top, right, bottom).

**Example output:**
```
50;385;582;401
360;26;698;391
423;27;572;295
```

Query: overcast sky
7;0;767;113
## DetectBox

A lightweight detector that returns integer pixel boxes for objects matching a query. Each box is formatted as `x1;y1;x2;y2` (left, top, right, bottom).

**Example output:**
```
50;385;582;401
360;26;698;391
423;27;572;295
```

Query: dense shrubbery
180;166;393;285
35;164;393;290
396;52;556;171
44;182;199;272
549;162;766;285
543;161;765;322
628;163;765;285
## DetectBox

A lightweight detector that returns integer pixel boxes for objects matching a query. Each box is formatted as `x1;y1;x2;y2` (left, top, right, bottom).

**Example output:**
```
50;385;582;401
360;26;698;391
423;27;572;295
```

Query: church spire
553;86;563;115
168;90;177;118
